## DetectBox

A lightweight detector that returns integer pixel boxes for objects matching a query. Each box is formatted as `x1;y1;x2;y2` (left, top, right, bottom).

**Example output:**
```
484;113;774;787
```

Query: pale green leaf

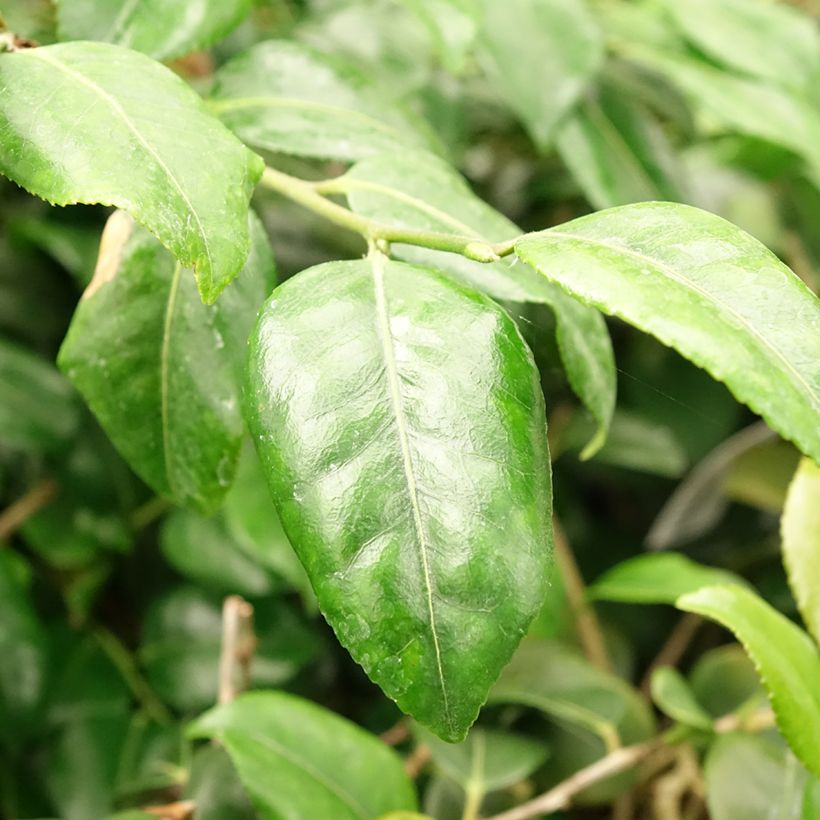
0;42;263;303
662;0;820;93
590;553;743;606
415;725;547;794
515;202;820;464
401;0;478;72
189;691;417;819
477;0;604;148
650;666;712;730
339;149;615;457
0;337;78;454
208;40;432;162
689;645;763;718
781;457;820;645
677;584;820;776
58;211;275;512
55;0;253;60
705;733;812;820
245;257;553;741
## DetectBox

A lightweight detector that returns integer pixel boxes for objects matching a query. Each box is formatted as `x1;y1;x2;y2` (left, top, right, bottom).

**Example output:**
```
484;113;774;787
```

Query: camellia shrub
0;0;818;818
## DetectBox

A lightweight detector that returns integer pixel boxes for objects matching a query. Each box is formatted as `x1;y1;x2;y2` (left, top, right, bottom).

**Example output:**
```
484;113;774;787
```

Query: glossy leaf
415;725;547;794
59;211;275;511
245;257;553;741
705;733;812;820
650;666;712;730
515;202;820;464
56;0;253;61
662;0;820;93
160;509;274;598
0;42;263;303
189;691;417;818
0;337;78;454
781;458;820;645
590;553;742;605
477;0;604;148
489;638;655;751
677;584;820;776
340;150;615;456
208;40;431;162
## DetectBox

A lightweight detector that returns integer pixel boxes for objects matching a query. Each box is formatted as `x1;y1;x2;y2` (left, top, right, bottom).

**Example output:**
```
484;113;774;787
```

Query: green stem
260;166;514;261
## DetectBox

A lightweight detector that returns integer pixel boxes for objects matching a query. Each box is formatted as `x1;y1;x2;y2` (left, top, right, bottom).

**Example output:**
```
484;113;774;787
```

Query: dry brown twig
218;595;256;705
0;479;57;542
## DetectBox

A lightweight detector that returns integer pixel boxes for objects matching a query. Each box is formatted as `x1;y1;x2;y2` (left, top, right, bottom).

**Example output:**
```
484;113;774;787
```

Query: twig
0;479;57;542
380;718;410;746
714;707;774;734
218;595;256;705
641;613;702;695
404;744;431;779
143;800;196;820
553;519;612;672
486;739;661;820
652;745;702;820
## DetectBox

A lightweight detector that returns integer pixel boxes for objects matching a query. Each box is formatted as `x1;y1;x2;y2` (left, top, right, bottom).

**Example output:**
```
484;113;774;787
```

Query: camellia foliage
0;0;818;818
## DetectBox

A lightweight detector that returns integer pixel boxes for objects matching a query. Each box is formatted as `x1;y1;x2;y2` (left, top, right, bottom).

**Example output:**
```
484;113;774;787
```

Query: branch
0;479;57;542
641;613;702;695
486;740;661;820
260;166;515;262
553;519;612;673
218;595;256;705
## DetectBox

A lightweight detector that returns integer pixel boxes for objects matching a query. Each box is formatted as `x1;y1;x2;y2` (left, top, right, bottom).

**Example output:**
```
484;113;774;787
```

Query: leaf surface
245;257;552;741
0;42;263;302
189;691;417;819
340;150;615;456
477;0;603;148
650;666;712;730
208;40;431;162
56;0;253;60
515;202;820;463
781;458;820;645
677;584;820;776
59;211;275;511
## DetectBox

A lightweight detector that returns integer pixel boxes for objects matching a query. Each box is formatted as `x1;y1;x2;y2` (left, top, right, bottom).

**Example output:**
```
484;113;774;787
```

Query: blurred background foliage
0;0;818;818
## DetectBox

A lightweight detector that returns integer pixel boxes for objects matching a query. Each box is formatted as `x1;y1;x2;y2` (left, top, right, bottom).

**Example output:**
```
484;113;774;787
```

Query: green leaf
55;0;253;61
782;457;820;646
661;0;820;93
207;40;431;162
59;211;275;512
400;0;478;73
689;645;763;718
184;745;256;820
677;584;820;776
590;553;742;606
189;691;418;818
477;0;604;148
705;733;812;820
650;666;712;730
489;638;655;751
415;725;547;794
0;42;263;303
245;257;553;741
556;85;686;210
0;337;78;454
339;149;615;457
627;49;820;188
160;509;275;598
515;202;820;464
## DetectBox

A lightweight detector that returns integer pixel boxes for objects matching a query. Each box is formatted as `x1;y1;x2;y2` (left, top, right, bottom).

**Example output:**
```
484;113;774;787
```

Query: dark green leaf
477;0;604;148
184;745;256;820
515;202;820;463
189;691;418;818
59;211;275;511
208;40;432;162
340;149;615;456
245;257;553;741
689;645;763;718
650;666;712;730
0;337;78;454
590;553;742;606
0;42;263;302
677;584;820;776
56;0;253;60
781;458;820;645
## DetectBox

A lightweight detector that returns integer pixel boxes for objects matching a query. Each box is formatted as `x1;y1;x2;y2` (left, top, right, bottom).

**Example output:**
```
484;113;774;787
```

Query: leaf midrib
529;230;820;415
370;254;452;732
160;262;183;499
26;47;215;284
